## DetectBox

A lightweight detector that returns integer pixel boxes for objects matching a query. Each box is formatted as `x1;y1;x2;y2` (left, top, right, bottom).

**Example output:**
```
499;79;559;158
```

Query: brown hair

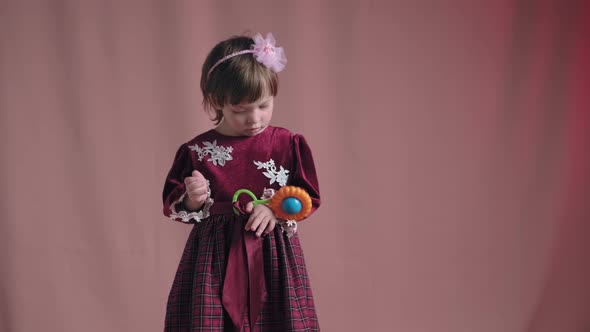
200;36;279;124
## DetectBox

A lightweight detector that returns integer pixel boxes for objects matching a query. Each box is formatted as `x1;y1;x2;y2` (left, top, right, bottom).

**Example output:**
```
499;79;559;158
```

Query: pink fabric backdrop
1;1;589;331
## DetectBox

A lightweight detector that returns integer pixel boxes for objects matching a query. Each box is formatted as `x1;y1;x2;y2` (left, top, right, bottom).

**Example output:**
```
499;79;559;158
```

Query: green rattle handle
232;189;269;215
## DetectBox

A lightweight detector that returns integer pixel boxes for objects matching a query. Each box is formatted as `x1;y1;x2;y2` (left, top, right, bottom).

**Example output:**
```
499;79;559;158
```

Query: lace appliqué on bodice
253;159;289;187
189;140;233;166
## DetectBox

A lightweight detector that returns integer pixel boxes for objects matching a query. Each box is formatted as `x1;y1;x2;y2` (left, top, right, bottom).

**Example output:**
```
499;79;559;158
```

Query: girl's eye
260;104;268;109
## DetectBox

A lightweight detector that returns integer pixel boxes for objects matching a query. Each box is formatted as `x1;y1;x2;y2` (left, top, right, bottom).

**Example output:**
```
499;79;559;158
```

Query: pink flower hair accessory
251;33;287;72
207;32;287;80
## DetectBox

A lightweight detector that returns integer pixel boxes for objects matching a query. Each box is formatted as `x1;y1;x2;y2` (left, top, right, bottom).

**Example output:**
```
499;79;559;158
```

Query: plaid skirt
164;214;320;331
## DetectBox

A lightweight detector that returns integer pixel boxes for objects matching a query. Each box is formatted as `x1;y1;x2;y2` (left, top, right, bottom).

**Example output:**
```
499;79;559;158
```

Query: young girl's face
217;94;274;137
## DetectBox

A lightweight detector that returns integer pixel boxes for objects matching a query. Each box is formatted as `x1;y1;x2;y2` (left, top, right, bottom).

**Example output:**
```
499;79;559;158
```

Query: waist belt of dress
209;201;267;331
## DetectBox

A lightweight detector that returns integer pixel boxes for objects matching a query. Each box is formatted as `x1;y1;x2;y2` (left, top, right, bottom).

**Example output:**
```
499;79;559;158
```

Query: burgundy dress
162;126;321;332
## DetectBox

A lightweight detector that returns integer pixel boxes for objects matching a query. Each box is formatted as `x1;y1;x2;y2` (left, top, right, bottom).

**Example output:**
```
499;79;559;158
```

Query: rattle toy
232;186;312;221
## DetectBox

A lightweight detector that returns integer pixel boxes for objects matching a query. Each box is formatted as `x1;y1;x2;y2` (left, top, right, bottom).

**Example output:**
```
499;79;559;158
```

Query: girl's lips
245;126;265;135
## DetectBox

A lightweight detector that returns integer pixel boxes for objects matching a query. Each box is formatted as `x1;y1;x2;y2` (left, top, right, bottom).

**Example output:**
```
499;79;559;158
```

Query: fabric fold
218;201;267;331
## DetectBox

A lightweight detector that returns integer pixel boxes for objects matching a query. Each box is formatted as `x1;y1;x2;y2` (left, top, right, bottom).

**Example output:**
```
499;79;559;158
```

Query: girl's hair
200;36;279;124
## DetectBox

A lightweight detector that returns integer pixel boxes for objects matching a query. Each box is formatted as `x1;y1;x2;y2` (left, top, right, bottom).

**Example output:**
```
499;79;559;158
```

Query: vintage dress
162;126;321;331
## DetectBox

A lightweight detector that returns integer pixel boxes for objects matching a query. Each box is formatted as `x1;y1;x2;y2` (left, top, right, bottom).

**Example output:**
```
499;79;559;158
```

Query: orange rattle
232;186;312;221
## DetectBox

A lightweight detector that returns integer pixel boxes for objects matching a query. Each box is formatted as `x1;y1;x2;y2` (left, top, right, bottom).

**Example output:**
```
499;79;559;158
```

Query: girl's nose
247;110;260;124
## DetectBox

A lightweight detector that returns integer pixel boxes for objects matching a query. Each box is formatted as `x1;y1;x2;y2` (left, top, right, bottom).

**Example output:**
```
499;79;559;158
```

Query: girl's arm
289;134;321;219
162;144;212;223
182;170;210;211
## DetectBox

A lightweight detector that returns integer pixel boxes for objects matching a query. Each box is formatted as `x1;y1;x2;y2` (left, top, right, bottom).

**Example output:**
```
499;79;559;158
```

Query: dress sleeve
162;143;212;223
289;134;321;219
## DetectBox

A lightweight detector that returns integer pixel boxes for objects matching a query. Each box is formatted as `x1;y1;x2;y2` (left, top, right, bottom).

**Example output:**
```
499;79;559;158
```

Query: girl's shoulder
186;129;217;144
268;125;296;139
269;126;311;145
180;126;302;151
267;126;307;149
180;129;228;149
188;126;297;142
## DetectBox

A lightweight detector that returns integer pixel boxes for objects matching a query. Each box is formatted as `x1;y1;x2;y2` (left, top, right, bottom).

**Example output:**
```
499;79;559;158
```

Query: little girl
162;33;321;331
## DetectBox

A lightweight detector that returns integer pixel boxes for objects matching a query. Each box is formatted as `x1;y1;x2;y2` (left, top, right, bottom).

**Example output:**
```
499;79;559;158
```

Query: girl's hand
244;203;277;237
183;170;208;210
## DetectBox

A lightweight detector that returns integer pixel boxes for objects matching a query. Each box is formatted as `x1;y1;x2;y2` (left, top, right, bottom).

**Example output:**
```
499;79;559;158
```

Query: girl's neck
213;124;271;137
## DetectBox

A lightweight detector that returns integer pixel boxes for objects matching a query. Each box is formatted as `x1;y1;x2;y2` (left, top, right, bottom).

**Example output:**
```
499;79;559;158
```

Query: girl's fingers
245;202;254;213
244;212;254;230
185;173;207;186
192;171;207;184
246;207;267;231
185;179;207;190
187;186;208;195
255;217;270;237
186;180;208;192
246;211;262;231
245;205;275;236
262;219;276;236
196;193;208;202
184;176;198;185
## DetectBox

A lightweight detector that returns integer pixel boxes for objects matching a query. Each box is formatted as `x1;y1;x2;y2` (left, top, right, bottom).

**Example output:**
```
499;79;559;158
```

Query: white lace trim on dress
189;140;233;166
169;181;213;223
253;159;289;187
